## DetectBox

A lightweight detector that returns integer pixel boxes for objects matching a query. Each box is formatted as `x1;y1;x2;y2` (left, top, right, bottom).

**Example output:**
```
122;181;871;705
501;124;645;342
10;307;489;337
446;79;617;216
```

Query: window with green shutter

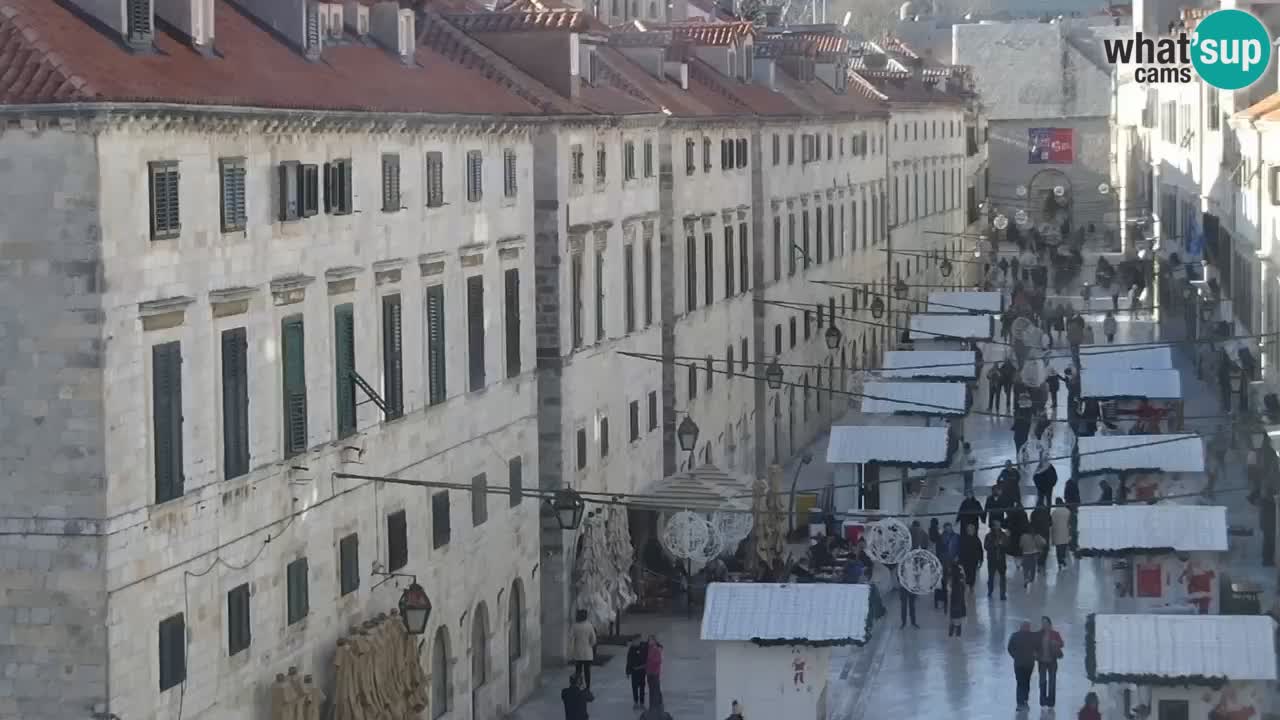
381;295;403;419
219;158;247;232
503;269;521;378
466;276;485;392
221;328;250;480
432;492;451;548
149;161;181;240
152;341;184;503
281;316;308;457
425;285;446;405
226;584;250;656
286;557;309;624
158;613;185;691
339;533;359;595
334;304;356;438
381;154;401;212
386;510;408;571
508;456;523;507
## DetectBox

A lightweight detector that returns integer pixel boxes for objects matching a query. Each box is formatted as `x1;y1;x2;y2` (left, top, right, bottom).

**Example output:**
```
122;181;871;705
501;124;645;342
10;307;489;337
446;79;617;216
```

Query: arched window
431;628;450;719
472;603;490;688
509;580;524;660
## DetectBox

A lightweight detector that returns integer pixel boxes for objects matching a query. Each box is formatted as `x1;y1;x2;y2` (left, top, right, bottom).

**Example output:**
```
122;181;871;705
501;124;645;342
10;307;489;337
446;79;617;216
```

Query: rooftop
1079;368;1182;400
927;291;1004;314
1087;614;1278;685
1078;344;1173;371
1076;505;1228;555
909;313;994;341
701;583;872;645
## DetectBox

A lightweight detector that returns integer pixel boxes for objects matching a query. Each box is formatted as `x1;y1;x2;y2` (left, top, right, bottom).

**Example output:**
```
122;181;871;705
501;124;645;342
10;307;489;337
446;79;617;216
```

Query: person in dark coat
998;460;1021;497
985;485;1006;529
910;520;929;549
1005;503;1029;558
1030;502;1052;569
985;521;1009;599
987;364;1004;413
957;490;984;536
1008;622;1039;712
1063;475;1081;545
1098;480;1114;505
1000;359;1017;409
928;518;942;553
1013;413;1032;455
1033;461;1058;509
626;639;648;709
958;524;983;593
1045;368;1061;410
562;674;590;720
947;562;967;637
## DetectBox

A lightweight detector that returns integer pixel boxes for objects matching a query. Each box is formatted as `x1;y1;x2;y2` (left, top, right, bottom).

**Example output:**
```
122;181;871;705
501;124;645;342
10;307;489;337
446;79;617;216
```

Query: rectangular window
571;252;584;348
816;303;824;329
466;150;483;202
322;159;351;215
153;341;184;503
736;138;748;167
685;138;696;175
647;390;658;430
688;363;697;400
425;285;446;405
386;509;408;571
685;234;698;312
643;236;653;326
1271;167;1280;206
629;400;640;441
149;161;181;240
772;134;780;165
741;337;748;370
221;328;249;480
815;207;824;262
381;153;402;212
508;457;523;507
705;357;713;390
339;533;359;596
503;269;521;378
772;217;782;282
801;212;810;269
432;492;451;548
774;324;782;355
787;134;795;165
594;247;606;341
426;152;445;207
281;316;307;457
624;244;636;333
727;346;735;378
597;144;608;182
724;225;735;298
227;584;250;656
643;140;654;178
571;144;585;185
577;428;588;469
789;317;797;348
827;206;834;259
788;214;796;276
1207;89;1221;130
467;275;486;391
600;417;610;456
218;158;247;232
333;303;357;438
739;222;749;292
503;148;518;198
158;613;185;691
624;141;637;180
704;231;714;306
382;294;404;419
804;310;812;340
703;137;712;171
286;557;309;625
471;474;488;526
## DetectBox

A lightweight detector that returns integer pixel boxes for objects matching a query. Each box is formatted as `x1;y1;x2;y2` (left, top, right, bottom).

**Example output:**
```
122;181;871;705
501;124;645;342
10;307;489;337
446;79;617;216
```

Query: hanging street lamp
939;258;953;277
765;359;784;390
894;277;909;299
824;324;842;350
398;582;433;635
549;487;587;531
676;414;700;452
870;296;886;319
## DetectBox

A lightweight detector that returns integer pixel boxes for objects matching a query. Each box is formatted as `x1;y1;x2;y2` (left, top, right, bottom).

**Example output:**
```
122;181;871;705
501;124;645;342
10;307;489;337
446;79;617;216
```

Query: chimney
342;1;371;37
370;1;416;63
75;0;155;49
153;0;215;51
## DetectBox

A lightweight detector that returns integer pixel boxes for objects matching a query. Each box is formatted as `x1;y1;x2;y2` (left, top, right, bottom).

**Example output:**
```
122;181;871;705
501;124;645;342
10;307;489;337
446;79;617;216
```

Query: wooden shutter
281;316;308;457
340;160;352;214
227;585;250;656
643;237;653;326
158;613;185;691
508;457;522;507
629;400;639;441
703;232;713;305
426;152;444;207
382;154;401;211
724;226;734;297
426;285;446;405
219;159;246;232
127;0;152;39
503;269;520;378
149;162;180;239
647;391;656;430
339;534;360;595
685;235;697;311
280;163;296;220
286;558;309;624
387;510;408;571
503;149;517;198
739;222;748;292
302;164;320;217
152;341;184;503
334;303;356;437
623;244;635;333
221;328;250;480
466;275;485;391
382;295;404;418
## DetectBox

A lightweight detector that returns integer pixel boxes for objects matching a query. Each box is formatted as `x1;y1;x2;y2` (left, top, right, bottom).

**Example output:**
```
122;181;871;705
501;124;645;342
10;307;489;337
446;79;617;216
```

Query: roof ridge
684;57;752;112
594;50;663;107
0;3;97;101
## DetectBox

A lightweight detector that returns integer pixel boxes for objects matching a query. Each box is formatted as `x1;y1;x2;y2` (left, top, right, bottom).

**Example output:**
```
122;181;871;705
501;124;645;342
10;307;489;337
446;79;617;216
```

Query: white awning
1079;344;1174;370
861;381;967;415
1077;505;1228;553
928;291;1003;314
1077;434;1205;474
1080;368;1182;400
1089;614;1278;684
630;465;753;513
826;425;949;465
701;583;871;643
909;313;992;341
880;350;977;380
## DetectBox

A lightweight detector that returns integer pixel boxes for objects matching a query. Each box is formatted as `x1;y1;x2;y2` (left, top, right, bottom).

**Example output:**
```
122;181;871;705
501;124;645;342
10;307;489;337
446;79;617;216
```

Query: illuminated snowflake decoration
660;511;712;561
864;519;912;565
712;511;753;545
993;215;1009;230
897;549;944;595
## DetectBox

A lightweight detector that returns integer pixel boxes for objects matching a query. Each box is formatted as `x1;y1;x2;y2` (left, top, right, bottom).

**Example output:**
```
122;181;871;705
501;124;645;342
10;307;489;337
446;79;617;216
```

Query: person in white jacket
1050;499;1072;569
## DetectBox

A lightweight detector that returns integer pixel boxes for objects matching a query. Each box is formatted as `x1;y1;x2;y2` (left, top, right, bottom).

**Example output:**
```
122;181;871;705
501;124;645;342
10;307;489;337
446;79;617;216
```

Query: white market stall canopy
1077;505;1228;554
909;313;993;341
1088;614;1279;685
879;350;977;380
1079;344;1174;371
701;583;871;645
1077;434;1205;475
928;291;1003;314
860;381;967;416
826;425;949;466
1080;368;1182;400
630;465;752;513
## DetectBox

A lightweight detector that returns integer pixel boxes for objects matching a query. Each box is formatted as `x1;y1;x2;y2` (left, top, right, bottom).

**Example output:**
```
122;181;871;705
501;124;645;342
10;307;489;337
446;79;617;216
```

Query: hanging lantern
870;296;886;319
1097;182;1111;195
765;359;784;390
398;583;433;635
824;325;842;350
549;488;587;531
676;415;700;452
894;277;909;299
939;258;953;277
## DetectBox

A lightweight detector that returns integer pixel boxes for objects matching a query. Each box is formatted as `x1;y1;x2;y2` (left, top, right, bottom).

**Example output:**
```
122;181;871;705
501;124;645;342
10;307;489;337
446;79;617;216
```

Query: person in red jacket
1037;616;1065;709
1078;691;1101;720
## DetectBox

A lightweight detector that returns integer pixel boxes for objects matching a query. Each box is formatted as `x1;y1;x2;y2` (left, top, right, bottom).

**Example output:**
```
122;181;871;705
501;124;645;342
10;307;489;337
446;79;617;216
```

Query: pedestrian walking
724;700;745;720
985;485;1006;529
568;610;597;690
1098;480;1114;505
645;635;664;711
1013;412;1032;456
1046;368;1061;411
947;563;967;637
1008;621;1039;712
1037;616;1064;709
1084;324;1096;345
940;523;959;566
1078;691;1102;720
1051;499;1072;568
959;524;983;594
957;489;984;536
910;519;929;549
998;460;1020;498
626;638;648;709
1111;287;1120;312
958;442;977;494
928;518;942;553
562;674;590;720
894;564;918;629
1033;459;1057;508
985;522;1009;599
987;364;1003;413
1020;529;1045;588
1103;310;1117;343
1030;502;1052;569
1000;358;1017;409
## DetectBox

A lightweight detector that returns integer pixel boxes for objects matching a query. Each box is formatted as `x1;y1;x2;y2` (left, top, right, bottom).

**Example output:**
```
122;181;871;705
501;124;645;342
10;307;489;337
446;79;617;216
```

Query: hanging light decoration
676;415;700;452
864;519;913;565
1015;184;1028;198
897;549;943;595
894;277;909;299
824;324;842;350
993;215;1009;230
870;296;886;319
1053;185;1066;197
939;258;953;277
398;582;433;635
765;359;784;390
1098;182;1111;195
549;488;587;531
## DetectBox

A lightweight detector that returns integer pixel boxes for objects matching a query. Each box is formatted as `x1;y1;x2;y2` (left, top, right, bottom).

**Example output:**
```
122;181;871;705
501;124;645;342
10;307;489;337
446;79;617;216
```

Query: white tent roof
631;465;752;513
1077;434;1205;474
909;313;992;341
1089;614;1278;684
1079;344;1174;370
860;381;967;415
1080;368;1182;400
1077;505;1228;553
701;583;871;643
928;291;1003;314
826;425;949;465
880;350;977;380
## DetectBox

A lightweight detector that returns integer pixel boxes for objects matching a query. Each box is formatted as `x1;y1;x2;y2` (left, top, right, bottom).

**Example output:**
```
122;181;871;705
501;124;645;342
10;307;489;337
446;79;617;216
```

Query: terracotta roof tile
0;0;546;115
649;20;754;46
445;8;587;31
